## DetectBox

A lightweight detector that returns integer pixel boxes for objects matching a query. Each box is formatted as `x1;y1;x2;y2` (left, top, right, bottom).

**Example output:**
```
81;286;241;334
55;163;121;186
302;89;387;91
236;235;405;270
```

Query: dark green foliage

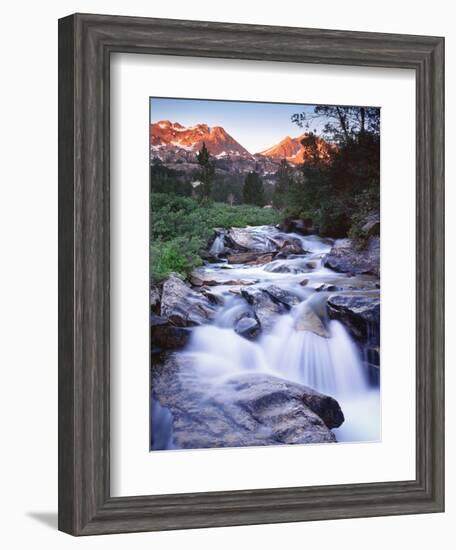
211;174;244;204
272;160;293;209
196;142;215;199
150;193;279;280
150;160;193;196
243;171;265;206
285;106;380;243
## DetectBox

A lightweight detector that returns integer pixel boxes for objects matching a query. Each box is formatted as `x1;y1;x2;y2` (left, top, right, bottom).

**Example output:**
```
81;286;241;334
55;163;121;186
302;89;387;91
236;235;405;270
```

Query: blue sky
149;97;325;154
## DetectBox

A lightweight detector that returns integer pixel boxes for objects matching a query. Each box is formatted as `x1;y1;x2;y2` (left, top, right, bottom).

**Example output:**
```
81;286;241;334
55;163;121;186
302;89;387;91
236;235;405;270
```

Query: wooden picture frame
58;13;445;535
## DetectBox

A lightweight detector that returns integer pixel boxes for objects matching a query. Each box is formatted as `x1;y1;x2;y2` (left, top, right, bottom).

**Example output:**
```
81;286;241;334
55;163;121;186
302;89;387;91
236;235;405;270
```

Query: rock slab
151;355;343;449
324;237;380;276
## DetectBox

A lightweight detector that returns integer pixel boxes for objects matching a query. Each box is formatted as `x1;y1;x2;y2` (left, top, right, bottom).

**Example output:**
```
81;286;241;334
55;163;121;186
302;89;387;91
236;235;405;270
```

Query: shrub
150;193;280;279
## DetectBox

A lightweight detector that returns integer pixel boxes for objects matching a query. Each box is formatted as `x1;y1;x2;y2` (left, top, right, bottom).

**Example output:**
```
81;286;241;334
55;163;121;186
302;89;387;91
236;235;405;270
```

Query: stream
151;225;381;449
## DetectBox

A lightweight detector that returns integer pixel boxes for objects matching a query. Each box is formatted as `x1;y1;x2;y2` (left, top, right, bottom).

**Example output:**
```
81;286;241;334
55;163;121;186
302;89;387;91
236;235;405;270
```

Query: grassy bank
150;193;280;280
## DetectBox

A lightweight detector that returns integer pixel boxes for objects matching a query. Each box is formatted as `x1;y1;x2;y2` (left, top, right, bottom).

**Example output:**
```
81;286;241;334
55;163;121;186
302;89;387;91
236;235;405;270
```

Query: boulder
324;237;380;276
225;252;274;265
264;285;302;308
293;303;329;338
273;237;306;259
274;244;304;259
234;316;261;340
327;292;380;345
240;287;287;333
160;275;216;326
226;227;279;253
151;355;343;449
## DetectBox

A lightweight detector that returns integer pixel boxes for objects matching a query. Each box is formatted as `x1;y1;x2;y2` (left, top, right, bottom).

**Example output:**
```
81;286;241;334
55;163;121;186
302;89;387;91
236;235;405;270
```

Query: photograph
149;98;381;451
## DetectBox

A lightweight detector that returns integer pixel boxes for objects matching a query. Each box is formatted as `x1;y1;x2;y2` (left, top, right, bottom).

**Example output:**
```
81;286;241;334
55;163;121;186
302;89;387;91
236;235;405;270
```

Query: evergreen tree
285;105;380;241
150;160;192;196
272;159;292;209
196;142;215;199
243;171;265;206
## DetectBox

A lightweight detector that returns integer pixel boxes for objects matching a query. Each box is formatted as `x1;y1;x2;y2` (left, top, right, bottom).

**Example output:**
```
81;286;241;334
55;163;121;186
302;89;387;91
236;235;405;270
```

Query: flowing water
154;225;381;448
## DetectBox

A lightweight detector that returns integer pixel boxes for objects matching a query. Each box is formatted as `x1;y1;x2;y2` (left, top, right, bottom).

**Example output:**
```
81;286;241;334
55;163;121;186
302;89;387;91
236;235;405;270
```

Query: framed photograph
58;13;444;535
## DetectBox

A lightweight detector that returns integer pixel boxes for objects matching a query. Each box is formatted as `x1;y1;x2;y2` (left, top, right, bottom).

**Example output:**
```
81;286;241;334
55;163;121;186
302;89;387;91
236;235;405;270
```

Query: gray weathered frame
58;13;445;536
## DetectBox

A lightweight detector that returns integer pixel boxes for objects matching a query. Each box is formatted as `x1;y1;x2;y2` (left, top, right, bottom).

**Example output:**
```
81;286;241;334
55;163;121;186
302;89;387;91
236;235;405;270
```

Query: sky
149;97;326;154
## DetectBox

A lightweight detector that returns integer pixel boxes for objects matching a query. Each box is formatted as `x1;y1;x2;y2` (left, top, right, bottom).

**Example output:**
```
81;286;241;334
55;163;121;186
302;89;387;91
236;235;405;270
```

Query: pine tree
243;171;265;206
272;159;292;209
196;142;215;199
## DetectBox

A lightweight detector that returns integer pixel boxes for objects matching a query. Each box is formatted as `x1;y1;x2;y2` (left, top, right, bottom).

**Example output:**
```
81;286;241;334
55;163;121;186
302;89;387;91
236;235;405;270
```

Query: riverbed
151;224;381;450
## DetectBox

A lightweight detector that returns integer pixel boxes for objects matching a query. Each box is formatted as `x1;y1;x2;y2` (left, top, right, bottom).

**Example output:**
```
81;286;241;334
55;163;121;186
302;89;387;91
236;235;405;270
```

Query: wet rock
275;245;301;259
190;272;258;287
228;288;242;295
308;282;338;292
324;237;380;276
160;275;216;327
273;237;306;259
199;249;221;263
229;374;344;432
150;284;161;314
264;285;302;308
200;288;224;305
151;355;342;449
226;227;279;253
264;259;313;274
225;252;274;265
150;325;192;350
327;292;380;345
240;287;287;332
294;303;329;338
234;316;261;340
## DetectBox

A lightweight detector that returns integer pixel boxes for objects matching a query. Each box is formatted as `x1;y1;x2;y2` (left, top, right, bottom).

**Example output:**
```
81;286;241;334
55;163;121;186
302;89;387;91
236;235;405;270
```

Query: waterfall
209;233;225;255
179;294;380;443
152;226;381;449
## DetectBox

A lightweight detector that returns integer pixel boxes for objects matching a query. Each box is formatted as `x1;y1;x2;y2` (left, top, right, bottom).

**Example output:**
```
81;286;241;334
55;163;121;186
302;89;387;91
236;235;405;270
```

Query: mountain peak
258;133;333;165
150;120;253;159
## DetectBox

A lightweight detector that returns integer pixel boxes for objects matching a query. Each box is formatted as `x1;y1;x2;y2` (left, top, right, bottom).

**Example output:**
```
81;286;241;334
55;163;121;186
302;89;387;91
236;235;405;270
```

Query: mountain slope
150;120;253;159
258;133;333;165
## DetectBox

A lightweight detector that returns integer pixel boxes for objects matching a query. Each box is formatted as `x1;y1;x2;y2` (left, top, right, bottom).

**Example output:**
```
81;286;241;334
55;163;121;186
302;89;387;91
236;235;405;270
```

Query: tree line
151;141;268;207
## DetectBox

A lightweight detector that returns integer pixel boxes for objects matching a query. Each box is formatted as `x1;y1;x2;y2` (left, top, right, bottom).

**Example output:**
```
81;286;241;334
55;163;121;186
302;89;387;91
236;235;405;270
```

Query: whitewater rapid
155;226;381;446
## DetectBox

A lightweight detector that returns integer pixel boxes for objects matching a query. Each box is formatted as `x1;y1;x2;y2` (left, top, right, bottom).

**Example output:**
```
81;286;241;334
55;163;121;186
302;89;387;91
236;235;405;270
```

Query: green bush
150;193;280;280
